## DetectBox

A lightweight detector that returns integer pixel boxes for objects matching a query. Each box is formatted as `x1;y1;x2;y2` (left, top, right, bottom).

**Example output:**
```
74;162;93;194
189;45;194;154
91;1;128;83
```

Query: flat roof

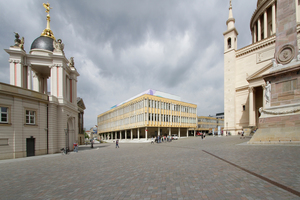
110;89;181;109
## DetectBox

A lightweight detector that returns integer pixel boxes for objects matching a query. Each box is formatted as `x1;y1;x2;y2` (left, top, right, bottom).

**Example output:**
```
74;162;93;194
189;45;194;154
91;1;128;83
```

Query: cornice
236;35;275;57
223;27;239;36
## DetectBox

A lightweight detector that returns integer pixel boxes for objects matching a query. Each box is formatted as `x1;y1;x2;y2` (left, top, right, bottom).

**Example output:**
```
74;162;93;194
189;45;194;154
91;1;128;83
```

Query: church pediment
246;62;273;82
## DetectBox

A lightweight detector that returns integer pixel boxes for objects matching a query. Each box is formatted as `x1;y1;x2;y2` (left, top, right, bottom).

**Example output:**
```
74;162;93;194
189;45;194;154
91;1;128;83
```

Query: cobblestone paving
0;136;299;200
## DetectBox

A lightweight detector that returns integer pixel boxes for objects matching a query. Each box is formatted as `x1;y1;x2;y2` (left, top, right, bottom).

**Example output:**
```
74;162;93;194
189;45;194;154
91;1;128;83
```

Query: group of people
151;135;172;144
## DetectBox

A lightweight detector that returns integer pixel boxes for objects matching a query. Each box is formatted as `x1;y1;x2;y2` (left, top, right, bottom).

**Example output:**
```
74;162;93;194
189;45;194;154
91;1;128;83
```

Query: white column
115;132;117;139
264;11;267;39
138;129;140;140
178;128;180;138
145;127;148;140
169;128;171;136
249;87;255;126
262;84;266;108
186;128;188;137
272;3;276;34
257;18;261;41
158;127;160;136
194;130;196;137
131;129;133;140
254;24;257;43
43;77;47;94
125;130;127;140
111;132;113;140
32;72;40;92
27;66;32;90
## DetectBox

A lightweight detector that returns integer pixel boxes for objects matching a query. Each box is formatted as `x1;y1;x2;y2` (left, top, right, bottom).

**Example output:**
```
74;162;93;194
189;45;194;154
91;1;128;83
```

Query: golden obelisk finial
41;2;56;40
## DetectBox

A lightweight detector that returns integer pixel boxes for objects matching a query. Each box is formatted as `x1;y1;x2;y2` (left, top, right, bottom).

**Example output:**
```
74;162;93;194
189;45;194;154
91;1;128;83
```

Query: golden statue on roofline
41;2;55;40
43;2;52;14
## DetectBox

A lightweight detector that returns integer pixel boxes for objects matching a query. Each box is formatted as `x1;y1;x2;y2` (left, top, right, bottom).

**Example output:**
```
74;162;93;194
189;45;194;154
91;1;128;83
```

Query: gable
246;62;273;82
77;97;86;110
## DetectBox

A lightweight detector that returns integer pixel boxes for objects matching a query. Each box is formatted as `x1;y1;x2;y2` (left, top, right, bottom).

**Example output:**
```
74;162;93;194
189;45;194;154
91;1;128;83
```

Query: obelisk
274;0;298;65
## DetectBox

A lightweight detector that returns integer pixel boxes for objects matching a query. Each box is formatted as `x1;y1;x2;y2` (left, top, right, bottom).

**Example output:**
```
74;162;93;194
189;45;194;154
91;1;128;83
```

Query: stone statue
69;57;74;68
53;39;64;53
265;81;271;105
13;32;24;50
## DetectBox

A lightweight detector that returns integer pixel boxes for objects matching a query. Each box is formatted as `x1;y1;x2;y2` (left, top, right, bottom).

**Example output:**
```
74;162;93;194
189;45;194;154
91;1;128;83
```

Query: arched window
227;38;232;49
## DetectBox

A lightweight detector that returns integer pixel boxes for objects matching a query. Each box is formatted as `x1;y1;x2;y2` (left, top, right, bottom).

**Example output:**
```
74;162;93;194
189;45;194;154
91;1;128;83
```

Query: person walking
116;139;119;148
203;132;206;140
91;139;94;148
73;142;78;153
151;137;154;144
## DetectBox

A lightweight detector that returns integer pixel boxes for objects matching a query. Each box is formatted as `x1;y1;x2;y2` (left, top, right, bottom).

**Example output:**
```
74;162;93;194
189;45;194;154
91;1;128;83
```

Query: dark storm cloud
0;0;257;129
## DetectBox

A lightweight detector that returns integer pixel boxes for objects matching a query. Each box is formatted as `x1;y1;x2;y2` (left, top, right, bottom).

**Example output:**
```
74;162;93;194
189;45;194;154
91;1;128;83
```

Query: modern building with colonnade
97;89;197;141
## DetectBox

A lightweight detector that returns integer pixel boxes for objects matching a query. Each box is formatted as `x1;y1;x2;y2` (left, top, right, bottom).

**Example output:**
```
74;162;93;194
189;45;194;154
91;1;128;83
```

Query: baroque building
0;3;85;159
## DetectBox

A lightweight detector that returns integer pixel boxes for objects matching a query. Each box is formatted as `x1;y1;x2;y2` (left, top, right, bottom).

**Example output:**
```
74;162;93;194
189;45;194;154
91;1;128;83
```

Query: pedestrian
73;142;78;153
151;137;154;144
240;131;245;139
116;139;119;148
91;139;94;148
164;136;166;142
203;132;206;140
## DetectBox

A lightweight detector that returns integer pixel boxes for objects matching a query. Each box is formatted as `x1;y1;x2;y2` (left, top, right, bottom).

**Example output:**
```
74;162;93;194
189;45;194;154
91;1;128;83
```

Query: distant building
197;115;224;134
97;89;197;140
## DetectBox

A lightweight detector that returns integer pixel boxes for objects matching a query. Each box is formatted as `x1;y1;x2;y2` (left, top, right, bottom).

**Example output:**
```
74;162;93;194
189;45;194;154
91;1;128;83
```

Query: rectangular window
26;110;36;125
0;107;8;123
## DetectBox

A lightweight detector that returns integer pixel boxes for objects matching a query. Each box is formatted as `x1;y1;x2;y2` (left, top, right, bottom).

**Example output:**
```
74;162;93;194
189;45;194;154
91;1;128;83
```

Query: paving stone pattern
0;136;299;200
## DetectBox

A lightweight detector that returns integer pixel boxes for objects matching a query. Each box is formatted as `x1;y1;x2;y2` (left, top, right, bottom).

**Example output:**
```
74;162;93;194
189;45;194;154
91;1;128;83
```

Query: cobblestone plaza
0;136;299;199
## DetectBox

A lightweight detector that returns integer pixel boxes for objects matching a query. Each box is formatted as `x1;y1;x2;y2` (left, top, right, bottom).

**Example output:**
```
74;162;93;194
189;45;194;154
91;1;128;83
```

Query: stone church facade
224;0;300;136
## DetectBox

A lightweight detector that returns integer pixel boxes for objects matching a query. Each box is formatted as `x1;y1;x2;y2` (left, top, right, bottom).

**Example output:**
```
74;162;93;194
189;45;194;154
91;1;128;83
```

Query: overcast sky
0;0;256;130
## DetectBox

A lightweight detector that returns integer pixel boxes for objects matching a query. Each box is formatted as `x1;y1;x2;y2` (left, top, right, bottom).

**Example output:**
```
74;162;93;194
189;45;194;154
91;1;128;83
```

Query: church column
257;18;261;41
272;3;276;34
131;129;133;140
264;11;267;39
111;132;113;140
249;87;256;126
145;127;148;140
262;84;266;108
137;128;140;140
158;127;160;136
115;132;117;139
254;24;257;42
125;130;127;140
169;128;171;136
178;128;180;138
194;129;196;137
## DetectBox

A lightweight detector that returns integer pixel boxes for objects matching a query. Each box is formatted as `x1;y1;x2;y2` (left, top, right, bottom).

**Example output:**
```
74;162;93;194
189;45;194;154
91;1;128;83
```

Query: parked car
171;134;178;140
196;132;202;136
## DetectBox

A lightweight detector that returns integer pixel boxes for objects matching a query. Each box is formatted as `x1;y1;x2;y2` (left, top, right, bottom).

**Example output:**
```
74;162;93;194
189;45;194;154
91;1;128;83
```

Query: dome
257;0;262;7
30;36;54;51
